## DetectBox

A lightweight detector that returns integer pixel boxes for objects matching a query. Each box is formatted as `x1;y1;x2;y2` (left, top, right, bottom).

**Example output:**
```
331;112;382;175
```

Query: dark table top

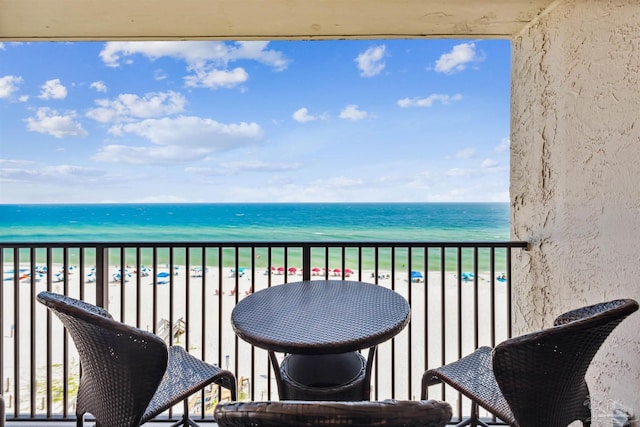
231;280;410;355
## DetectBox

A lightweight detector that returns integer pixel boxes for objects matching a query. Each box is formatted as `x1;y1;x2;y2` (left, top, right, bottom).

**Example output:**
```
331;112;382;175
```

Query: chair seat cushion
422;346;514;424
142;346;235;423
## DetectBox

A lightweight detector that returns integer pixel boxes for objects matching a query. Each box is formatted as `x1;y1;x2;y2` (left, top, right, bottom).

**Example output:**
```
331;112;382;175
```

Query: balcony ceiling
1;0;556;41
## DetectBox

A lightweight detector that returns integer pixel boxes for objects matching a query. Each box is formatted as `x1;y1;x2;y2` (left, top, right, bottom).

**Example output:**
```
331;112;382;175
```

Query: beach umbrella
288;267;297;275
332;268;341;276
191;266;207;277
229;267;246;277
411;271;423;279
60;265;77;274
157;271;171;284
345;268;354;274
113;271;132;282
461;272;474;281
277;267;285;274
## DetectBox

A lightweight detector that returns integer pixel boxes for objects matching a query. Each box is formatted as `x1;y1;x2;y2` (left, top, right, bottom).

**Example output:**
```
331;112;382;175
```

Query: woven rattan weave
214;400;453;427
37;291;237;427
231;280;410;400
231;280;410;354
422;298;638;427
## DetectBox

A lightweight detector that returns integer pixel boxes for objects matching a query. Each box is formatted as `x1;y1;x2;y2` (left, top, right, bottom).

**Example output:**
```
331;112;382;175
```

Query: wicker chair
0;394;5;427
422;298;638;427
214;400;453;427
37;291;237;427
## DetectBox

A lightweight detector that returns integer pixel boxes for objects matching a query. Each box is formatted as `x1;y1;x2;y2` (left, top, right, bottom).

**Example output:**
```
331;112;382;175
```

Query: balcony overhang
1;0;556;41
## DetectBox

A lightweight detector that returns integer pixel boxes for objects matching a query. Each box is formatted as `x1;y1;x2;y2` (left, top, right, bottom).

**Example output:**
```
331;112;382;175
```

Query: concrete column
511;0;640;423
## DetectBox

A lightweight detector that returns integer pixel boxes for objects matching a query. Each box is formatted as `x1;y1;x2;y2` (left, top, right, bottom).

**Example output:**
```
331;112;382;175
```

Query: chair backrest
214;400;453;427
492;298;638;427
37;291;169;427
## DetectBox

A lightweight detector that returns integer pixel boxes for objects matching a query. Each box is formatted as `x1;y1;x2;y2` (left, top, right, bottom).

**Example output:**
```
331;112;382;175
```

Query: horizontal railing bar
0;241;528;249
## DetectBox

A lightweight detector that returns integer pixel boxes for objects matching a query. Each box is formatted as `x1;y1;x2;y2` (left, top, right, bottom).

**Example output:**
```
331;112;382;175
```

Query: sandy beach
2;263;509;419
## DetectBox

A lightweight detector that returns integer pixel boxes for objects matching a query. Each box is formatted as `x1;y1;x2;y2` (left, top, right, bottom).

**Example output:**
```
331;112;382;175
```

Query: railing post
302;245;311;281
95;246;109;308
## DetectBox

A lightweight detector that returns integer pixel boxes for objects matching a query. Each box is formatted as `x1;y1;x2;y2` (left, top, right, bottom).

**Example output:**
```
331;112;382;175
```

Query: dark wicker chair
214;400;453;427
422;298;638;427
0;394;4;427
37;291;237;427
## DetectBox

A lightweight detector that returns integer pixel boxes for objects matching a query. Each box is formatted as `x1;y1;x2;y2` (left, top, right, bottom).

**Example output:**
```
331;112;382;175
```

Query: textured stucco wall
511;0;640;423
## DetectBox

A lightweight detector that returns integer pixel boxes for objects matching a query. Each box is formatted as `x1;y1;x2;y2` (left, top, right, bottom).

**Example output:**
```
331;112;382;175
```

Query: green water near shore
3;245;510;273
1;203;512;272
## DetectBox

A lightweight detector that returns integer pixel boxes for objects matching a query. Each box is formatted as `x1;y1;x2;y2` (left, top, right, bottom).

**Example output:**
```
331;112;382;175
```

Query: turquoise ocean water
1;203;509;242
0;203;511;270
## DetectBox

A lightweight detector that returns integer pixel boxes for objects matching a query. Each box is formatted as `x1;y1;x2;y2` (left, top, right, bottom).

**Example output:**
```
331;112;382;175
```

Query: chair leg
168;399;200;427
453;402;492;427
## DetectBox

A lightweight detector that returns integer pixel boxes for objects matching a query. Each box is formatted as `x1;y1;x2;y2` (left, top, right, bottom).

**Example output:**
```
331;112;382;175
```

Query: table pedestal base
278;352;369;401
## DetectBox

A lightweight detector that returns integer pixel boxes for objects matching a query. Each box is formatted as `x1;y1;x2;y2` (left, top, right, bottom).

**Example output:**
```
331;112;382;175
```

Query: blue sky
0;40;511;203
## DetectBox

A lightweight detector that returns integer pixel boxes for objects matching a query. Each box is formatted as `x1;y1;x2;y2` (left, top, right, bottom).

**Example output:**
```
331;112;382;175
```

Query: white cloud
0;164;106;182
99;41;289;91
397;93;462;108
0;43;4;50
25;108;88;138
186;161;303;177
0;159;35;167
455;148;476;159
435;42;482;74
0;75;23;99
445;164;508;178
292;107;317;123
94;115;263;164
38;79;68;100
481;158;499;168
184;67;249;89
445;168;475;178
86;91;187;123
339;104;369;121
90;81;108;92
219;160;303;173
93;144;197;164
495;137;510;152
355;45;386;77
312;176;363;188
154;69;168;81
233;41;290;71
184;167;229;177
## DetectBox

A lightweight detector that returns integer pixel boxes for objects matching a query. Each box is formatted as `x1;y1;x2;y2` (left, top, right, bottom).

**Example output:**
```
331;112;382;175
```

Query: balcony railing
0;241;527;423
